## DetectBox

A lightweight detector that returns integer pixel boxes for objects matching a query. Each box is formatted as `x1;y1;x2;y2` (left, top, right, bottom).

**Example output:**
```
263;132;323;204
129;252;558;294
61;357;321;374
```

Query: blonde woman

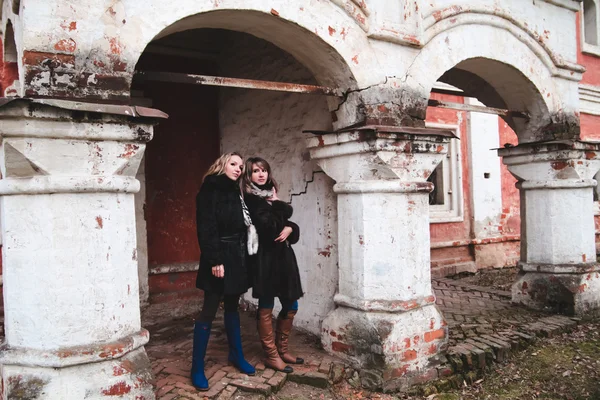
191;152;256;390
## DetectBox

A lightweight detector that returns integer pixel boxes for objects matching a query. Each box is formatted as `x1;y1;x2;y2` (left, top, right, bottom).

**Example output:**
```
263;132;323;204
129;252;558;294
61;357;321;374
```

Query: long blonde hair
202;152;244;182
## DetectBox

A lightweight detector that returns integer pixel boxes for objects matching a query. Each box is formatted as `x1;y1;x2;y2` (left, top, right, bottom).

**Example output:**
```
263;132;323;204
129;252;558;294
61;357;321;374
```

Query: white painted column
307;127;451;391
0;99;163;399
499;141;600;316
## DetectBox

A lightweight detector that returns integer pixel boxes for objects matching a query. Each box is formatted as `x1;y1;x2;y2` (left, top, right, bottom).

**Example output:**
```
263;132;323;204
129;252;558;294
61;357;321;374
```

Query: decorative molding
422;7;584;80
329;0;369;32
580;84;600;116
0;176;141;195
0;329;149;368
333;293;436;313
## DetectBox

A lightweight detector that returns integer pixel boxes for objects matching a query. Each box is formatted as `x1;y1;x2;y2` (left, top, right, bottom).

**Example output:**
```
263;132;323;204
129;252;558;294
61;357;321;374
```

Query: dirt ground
230;320;600;400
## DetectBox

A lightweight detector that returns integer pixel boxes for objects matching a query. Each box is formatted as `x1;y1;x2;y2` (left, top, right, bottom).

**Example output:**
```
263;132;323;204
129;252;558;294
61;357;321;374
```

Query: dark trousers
198;291;241;323
258;297;298;318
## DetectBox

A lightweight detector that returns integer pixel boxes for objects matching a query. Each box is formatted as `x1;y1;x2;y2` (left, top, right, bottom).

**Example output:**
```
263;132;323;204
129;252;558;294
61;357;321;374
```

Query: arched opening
131;26;345;334
584;0;599;46
426;59;526;281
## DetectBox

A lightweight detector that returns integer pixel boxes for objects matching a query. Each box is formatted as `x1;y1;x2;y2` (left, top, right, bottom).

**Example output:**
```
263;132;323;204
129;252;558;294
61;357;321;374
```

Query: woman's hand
268;188;280;202
212;264;225;278
275;226;293;242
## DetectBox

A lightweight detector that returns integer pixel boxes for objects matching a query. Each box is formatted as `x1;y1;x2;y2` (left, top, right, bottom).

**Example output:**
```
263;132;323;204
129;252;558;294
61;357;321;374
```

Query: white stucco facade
0;0;595;395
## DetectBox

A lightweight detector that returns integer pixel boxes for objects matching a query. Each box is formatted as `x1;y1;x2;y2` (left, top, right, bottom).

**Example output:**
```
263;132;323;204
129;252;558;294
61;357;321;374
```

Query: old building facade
0;0;598;397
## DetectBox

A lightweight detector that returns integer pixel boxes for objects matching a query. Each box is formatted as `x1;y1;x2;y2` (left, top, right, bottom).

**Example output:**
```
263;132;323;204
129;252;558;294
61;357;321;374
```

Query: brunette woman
192;152;257;390
242;157;304;373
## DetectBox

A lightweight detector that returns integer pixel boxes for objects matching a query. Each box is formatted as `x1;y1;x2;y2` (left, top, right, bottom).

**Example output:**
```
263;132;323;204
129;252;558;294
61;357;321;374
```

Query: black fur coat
195;174;249;295
244;194;304;300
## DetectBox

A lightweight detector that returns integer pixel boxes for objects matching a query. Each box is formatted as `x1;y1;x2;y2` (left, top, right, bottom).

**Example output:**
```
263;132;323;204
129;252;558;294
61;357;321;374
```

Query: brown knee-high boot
275;310;304;364
257;308;293;373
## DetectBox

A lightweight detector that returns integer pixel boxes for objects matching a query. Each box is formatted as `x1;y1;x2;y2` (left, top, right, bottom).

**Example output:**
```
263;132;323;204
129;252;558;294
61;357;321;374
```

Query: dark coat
245;194;304;300
195;174;249;295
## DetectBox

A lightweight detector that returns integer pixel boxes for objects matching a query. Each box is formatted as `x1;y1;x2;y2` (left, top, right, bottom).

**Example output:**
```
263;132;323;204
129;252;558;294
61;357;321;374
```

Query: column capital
306;125;456;183
498;140;600;184
0;97;167;195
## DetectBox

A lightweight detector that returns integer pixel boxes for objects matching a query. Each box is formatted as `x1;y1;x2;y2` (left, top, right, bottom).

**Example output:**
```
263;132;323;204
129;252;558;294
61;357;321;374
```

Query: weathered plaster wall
218;32;337;334
135;155;149;306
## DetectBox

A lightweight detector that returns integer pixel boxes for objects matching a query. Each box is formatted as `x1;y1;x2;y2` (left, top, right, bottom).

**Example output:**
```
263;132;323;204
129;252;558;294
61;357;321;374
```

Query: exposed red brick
110;55;127;72
60;21;77;31
54;39;77;53
109;38;122;55
96;216;104;229
102;382;131;396
402;350;417;361
331;341;352;353
424;328;445;343
550;161;568;170
92;75;129;91
99;343;125;358
22;50;75;67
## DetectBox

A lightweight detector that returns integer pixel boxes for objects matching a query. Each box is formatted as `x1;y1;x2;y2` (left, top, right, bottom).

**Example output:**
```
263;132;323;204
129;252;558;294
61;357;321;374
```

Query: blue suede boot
224;312;256;375
191;321;211;391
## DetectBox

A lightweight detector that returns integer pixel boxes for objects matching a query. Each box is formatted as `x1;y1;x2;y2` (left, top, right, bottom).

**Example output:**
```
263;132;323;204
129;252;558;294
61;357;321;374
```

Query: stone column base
321;304;447;391
512;263;600;316
0;332;153;399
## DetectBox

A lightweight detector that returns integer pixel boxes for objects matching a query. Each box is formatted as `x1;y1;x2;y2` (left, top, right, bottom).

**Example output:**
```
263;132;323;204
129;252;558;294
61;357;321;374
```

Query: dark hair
242;157;279;193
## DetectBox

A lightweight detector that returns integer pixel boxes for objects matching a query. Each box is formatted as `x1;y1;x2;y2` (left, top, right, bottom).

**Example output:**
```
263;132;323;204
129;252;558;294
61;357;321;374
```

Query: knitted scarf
249;182;275;200
240;194;258;256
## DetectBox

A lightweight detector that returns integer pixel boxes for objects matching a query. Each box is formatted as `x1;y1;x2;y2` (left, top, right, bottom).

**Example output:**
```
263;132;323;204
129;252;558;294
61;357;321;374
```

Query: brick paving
144;300;338;399
432;277;548;346
139;275;577;397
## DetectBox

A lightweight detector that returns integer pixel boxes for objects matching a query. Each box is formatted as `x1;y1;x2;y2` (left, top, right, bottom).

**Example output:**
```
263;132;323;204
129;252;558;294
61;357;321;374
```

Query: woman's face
224;155;243;181
251;163;269;186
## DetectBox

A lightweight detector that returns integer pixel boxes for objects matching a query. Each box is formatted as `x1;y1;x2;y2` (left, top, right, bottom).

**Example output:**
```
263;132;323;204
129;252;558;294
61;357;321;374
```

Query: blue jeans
258;297;298;318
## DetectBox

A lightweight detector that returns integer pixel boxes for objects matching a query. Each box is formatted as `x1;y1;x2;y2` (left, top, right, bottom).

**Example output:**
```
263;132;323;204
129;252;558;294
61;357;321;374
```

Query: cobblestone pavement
432;278;549;347
144;276;556;399
144;298;338;399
